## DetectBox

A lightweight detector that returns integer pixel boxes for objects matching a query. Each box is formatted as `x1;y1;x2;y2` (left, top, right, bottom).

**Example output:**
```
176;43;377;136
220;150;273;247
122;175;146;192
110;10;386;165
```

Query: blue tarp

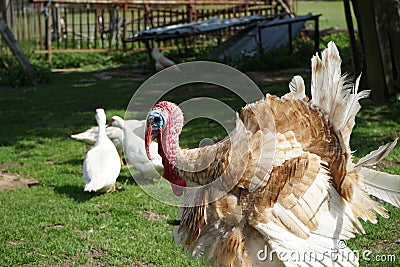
134;14;265;38
132;13;316;66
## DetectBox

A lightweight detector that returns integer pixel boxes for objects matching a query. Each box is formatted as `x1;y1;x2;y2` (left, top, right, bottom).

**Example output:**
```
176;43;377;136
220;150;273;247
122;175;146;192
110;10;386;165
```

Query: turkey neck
151;104;186;196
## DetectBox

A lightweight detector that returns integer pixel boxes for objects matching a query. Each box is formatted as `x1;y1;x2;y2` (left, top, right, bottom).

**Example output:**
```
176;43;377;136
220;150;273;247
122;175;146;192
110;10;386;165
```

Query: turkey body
145;42;400;266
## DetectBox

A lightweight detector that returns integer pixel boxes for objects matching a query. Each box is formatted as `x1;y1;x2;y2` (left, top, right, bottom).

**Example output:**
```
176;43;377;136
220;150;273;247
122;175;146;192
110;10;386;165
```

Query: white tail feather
356;139;398;168
310;42;370;148
311;42;342;115
283;75;306;100
359;167;400;207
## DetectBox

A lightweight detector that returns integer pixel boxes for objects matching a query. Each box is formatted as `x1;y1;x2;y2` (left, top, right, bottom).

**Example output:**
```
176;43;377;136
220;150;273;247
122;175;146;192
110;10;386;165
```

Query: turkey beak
146;110;166;160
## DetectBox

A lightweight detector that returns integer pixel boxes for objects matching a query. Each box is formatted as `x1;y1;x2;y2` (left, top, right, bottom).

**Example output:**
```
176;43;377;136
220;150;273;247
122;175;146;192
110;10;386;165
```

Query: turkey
83;108;121;193
151;47;179;72
110;116;163;180
145;42;400;266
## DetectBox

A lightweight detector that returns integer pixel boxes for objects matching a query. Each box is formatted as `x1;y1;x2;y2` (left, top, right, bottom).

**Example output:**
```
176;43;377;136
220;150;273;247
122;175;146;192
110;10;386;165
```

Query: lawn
297;0;357;30
0;57;399;266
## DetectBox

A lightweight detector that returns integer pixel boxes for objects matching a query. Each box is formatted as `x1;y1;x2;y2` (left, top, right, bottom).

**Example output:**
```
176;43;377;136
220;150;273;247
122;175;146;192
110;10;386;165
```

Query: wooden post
37;4;43;49
343;0;360;74
2;0;12;26
144;4;153;29
314;15;320;55
109;5;116;47
258;25;263;54
0;19;38;85
123;3;127;52
351;0;389;102
52;4;60;41
145;39;155;71
288;22;293;54
44;2;52;62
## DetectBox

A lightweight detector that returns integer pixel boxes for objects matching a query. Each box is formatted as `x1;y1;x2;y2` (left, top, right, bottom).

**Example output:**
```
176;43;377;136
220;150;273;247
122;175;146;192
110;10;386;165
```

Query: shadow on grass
0;70;143;146
54;171;141;202
54;185;95;202
117;173;138;186
55;158;83;166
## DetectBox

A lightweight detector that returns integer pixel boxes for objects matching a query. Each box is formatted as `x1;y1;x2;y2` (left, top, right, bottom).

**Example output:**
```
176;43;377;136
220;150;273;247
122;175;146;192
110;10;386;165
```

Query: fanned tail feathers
310;41;370;148
309;41;400;217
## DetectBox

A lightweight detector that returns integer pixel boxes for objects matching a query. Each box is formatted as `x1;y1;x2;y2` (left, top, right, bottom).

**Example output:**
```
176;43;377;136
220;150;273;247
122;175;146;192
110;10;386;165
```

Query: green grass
0;62;399;266
297;0;357;30
0;70;207;266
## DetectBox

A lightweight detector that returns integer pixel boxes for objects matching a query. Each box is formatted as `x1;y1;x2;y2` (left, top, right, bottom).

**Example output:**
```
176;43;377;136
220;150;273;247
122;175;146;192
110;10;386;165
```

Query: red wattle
145;123;153;160
171;184;184;196
158;140;186;196
170;167;186;196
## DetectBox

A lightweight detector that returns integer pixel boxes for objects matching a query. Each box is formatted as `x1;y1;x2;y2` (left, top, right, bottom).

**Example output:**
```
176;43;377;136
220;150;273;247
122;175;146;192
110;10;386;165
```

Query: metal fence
1;0;288;59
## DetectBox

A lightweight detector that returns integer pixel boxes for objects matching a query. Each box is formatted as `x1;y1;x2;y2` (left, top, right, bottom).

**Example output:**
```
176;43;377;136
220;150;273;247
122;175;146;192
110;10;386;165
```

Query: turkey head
145;101;186;196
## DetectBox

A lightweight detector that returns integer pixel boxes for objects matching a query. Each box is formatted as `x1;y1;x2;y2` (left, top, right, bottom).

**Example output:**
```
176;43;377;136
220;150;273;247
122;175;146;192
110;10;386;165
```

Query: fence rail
1;0;289;60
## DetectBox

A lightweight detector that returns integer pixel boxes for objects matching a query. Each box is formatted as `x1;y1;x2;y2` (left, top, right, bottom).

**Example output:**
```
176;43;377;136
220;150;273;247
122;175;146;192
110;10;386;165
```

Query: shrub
234;32;359;73
234;37;314;71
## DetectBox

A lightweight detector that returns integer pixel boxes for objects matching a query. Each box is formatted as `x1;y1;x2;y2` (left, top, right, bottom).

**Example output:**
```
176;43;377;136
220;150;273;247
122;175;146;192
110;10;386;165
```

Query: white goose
83;109;121;192
71;122;124;163
109;116;163;180
151;47;179;72
71;117;147;166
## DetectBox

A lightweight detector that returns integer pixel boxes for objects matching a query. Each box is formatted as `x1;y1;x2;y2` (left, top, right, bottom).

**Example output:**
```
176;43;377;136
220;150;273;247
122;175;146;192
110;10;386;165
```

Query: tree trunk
343;0;360;75
351;0;400;102
0;19;38;85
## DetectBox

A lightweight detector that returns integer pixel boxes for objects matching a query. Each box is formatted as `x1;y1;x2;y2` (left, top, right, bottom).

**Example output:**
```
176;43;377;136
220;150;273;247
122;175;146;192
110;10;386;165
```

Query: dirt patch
368;237;400;252
81;68;152;83
47;222;64;229
245;68;309;84
0;84;13;91
0;162;23;169
80;68;310;87
51;247;108;267
374;159;400;170
358;112;393;122
51;246;156;267
142;210;169;222
131;263;157;267
7;239;26;246
85;247;108;261
0;171;39;192
0;162;39;191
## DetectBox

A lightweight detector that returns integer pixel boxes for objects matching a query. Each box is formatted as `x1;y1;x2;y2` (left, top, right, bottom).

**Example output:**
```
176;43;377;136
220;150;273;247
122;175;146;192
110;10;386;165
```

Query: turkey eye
153;117;160;123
